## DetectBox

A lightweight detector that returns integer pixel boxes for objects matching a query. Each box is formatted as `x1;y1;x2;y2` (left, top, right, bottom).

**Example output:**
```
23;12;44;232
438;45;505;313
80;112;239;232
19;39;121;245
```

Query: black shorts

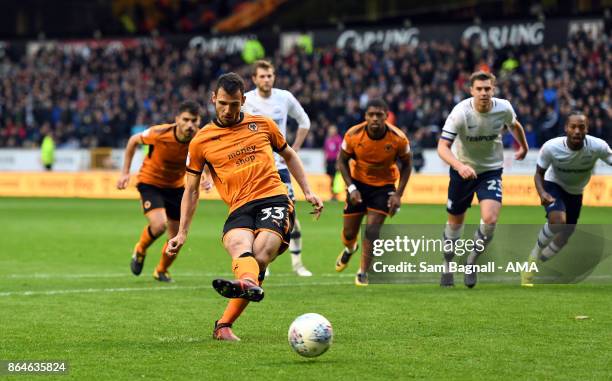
446;168;503;215
223;195;295;255
136;183;184;221
543;181;583;225
343;179;395;216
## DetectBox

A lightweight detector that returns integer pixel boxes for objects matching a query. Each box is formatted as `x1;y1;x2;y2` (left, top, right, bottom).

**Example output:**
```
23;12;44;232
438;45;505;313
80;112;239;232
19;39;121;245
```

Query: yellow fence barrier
0;172;610;207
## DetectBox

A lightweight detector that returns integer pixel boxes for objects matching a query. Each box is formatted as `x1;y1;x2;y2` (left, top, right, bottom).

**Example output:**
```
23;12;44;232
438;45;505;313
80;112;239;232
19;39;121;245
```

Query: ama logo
505;262;538;272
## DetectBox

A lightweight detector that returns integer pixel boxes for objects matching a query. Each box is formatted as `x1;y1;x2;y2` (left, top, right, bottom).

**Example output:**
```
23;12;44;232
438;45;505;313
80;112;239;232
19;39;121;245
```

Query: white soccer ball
288;313;333;357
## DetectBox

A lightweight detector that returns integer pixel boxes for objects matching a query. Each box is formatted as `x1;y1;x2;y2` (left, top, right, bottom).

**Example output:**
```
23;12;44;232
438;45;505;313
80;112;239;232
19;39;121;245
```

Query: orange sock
231;255;259;283
218;254;261;324
219;298;250;324
137;225;159;254
155;242;176;273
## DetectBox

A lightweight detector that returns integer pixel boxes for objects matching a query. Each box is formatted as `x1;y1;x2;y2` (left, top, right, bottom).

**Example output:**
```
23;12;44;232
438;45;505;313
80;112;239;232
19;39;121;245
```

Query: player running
117;101;201;282
243;60;313;276
522;111;611;286
438;71;529;288
166;73;323;341
335;98;412;286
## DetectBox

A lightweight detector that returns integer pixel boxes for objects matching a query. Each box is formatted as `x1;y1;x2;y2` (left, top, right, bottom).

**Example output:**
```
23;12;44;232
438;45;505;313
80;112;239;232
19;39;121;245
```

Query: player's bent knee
253;249;277;269
481;215;498;226
482;217;497;226
447;214;466;226
224;237;252;256
549;214;567;225
149;221;167;236
253;231;283;258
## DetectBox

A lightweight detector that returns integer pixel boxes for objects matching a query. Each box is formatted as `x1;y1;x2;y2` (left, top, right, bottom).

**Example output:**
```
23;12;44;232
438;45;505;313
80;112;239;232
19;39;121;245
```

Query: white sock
443;223;464;273
289;220;302;256
467;219;495;265
529;241;542;260
530;223;557;260
540;241;563;261
291;253;302;267
538;223;555;249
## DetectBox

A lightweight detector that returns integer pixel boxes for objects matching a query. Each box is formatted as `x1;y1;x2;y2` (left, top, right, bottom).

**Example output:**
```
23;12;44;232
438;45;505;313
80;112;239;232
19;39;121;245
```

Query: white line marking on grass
4;273;224;279
0;286;205;297
4;272;354;279
0;281;351;297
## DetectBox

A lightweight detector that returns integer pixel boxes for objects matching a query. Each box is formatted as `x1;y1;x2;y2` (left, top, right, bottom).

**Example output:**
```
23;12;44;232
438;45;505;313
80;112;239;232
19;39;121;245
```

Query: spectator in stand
411;128;426;173
0;30;609;150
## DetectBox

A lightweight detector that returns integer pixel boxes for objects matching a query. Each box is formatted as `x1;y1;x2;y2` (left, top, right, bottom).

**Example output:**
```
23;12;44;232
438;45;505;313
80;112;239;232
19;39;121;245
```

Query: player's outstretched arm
279;146;324;218
167;173;201;255
437;138;476;179
116;133;142;189
509;120;529;160
534;165;555;206
389;153;413;217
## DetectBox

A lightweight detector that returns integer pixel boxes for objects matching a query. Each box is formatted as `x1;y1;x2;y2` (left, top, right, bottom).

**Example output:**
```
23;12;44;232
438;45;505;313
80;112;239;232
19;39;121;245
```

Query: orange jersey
342;122;411;186
137;123;190;189
186;113;288;214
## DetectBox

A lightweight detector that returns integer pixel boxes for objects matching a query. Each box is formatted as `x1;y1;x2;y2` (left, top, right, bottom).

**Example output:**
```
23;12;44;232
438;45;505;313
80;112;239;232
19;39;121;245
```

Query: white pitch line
4;272;227;279
0;281;350;297
0;285;205;297
3;272;354;279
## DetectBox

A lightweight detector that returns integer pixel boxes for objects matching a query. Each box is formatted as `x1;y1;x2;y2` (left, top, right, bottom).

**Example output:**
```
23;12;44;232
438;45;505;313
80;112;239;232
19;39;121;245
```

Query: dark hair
365;98;388;112
252;60;274;76
215;72;245;96
565;108;589;126
567;109;587;118
469;71;496;86
177;100;202;117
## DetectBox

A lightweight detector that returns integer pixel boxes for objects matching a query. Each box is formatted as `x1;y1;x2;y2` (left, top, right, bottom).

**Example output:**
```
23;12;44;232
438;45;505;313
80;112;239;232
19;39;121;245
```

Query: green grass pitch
1;198;610;380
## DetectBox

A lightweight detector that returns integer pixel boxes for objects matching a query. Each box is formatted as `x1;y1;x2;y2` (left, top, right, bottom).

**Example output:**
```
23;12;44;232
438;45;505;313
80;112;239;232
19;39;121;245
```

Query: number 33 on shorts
256;203;295;239
260;207;286;221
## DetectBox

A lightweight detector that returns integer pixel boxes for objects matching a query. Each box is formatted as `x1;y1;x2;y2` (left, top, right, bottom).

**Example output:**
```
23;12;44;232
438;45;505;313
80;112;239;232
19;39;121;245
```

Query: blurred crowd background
0;1;610;150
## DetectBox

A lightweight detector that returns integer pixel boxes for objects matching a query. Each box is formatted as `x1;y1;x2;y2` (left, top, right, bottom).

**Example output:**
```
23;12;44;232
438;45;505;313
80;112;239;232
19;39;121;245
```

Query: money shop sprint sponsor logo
228;145;257;166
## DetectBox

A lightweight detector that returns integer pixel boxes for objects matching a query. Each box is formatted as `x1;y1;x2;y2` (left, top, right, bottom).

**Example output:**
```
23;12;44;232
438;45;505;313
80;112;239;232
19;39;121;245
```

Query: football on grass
288;313;333;357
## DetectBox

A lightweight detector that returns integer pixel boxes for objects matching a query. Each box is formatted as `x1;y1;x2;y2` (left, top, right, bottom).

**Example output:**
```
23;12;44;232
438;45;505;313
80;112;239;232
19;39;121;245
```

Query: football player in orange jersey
166;73;323;341
335;99;413;286
117;101;202;282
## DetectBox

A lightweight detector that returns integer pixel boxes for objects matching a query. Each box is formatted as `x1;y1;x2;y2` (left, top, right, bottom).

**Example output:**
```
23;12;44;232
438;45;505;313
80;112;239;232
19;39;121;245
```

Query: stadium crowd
0;30;609;149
